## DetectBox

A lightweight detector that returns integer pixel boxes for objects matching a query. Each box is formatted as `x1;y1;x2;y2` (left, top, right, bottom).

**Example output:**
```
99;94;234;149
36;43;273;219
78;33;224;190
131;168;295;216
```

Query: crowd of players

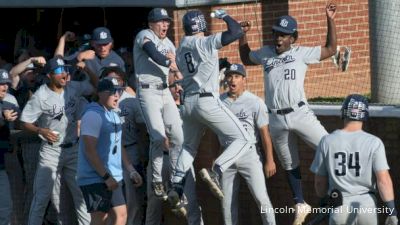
0;2;398;225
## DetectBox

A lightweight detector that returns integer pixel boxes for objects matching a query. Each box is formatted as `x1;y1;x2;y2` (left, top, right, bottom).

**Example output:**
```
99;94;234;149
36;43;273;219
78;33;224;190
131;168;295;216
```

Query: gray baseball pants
123;145;145;225
172;93;253;183
0;170;12;225
221;147;276;225
330;194;378;225
28;143;90;225
137;85;183;183
269;105;328;170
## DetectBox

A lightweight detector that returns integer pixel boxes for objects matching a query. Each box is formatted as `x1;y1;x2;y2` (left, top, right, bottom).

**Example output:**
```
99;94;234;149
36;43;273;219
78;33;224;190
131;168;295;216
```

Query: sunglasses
52;66;66;75
105;88;124;96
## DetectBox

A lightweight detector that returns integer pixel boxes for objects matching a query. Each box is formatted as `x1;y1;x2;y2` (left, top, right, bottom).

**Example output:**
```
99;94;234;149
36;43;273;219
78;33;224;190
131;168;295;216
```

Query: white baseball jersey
220;91;269;143
134;29;176;84
249;45;321;109
114;91;144;147
176;33;223;94
20;81;93;144
310;129;390;197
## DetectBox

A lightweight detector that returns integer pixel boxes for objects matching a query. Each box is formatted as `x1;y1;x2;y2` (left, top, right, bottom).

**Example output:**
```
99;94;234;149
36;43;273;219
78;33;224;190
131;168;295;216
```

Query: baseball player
220;64;276;225
133;7;183;200
168;9;253;211
0;69;19;225
239;3;337;224
20;57;92;225
310;94;398;225
78;77;142;225
77;27;125;76
99;66;146;225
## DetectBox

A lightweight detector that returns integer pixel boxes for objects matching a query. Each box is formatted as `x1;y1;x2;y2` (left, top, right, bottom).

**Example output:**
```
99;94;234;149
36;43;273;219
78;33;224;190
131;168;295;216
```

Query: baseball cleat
152;182;168;201
199;168;224;200
293;202;312;225
341;46;351;72
167;188;187;217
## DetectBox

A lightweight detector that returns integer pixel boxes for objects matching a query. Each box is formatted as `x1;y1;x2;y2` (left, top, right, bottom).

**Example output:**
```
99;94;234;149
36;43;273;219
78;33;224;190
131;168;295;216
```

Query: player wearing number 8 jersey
168;9;254;213
239;3;338;224
311;94;398;225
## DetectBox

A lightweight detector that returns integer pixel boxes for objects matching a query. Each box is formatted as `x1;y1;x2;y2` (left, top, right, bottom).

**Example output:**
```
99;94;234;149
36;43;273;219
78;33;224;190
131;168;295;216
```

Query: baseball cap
97;77;124;95
148;8;172;22
0;69;12;84
44;57;68;75
272;15;298;34
92;27;113;45
224;63;247;77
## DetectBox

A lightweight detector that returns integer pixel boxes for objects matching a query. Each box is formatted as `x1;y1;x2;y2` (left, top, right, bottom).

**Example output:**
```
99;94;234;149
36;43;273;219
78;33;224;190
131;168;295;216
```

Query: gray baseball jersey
115;91;143;147
176;33;222;94
220;91;269;143
220;91;276;225
20;81;93;144
134;29;176;84
84;51;125;76
310;129;390;197
249;45;321;109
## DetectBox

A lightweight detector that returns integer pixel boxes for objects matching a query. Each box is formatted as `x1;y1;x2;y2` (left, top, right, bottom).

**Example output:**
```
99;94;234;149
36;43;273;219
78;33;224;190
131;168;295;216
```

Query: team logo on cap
109;63;118;67
56;58;65;66
161;9;168;16
280;18;289;27
1;71;8;79
111;78;119;86
230;64;238;71
99;31;108;40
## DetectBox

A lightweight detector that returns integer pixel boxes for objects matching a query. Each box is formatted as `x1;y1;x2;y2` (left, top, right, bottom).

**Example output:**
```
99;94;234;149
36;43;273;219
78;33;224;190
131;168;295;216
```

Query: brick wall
172;0;371;100
163;1;396;225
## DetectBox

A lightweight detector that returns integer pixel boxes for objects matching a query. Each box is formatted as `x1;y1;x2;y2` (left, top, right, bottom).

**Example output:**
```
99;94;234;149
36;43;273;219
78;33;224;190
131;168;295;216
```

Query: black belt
124;142;137;148
140;83;168;90
199;92;213;98
48;139;78;148
163;151;169;155
268;101;305;115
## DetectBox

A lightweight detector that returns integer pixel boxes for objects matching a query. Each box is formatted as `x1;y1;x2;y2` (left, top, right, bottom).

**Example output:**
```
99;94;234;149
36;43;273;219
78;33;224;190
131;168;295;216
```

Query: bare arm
314;174;329;198
320;3;337;60
22;122;58;143
9;56;46;89
238;21;257;66
259;125;276;178
54;31;76;58
122;146;143;187
376;170;395;202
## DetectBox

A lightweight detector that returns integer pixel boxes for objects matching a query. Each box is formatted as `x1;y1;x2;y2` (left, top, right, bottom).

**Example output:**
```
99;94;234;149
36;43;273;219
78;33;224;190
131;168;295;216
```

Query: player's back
320;129;389;197
176;33;222;94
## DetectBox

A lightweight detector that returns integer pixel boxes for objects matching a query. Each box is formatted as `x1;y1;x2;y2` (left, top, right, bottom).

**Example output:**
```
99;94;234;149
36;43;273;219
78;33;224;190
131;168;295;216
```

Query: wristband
102;172;111;181
385;200;398;216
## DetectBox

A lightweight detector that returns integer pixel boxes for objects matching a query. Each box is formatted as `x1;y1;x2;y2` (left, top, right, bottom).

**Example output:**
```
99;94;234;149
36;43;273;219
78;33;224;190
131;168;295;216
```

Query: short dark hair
99;66;127;85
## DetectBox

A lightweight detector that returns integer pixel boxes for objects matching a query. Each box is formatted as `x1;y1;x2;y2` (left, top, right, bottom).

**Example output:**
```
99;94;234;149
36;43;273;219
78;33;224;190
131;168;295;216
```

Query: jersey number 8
334;152;361;176
184;52;195;73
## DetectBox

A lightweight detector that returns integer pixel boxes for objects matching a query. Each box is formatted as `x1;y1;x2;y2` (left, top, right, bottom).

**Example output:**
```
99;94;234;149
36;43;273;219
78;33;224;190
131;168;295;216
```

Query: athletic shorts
80;181;126;213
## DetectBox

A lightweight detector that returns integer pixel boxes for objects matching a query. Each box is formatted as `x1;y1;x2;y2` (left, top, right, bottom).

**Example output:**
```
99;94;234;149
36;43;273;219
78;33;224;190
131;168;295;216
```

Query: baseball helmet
182;10;207;35
341;94;369;121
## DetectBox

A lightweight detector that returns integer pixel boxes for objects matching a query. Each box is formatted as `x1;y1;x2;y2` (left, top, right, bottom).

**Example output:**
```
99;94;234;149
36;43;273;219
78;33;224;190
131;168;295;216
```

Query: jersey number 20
284;69;296;80
334;152;361;176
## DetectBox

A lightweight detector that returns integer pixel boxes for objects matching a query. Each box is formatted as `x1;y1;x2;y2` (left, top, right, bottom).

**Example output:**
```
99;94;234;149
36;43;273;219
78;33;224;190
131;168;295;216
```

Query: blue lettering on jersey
263;55;295;72
236;109;249;121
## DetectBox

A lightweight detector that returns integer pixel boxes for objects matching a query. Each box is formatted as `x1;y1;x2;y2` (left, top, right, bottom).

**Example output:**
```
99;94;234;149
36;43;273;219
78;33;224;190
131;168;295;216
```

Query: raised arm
238;21;257;65
54;31;76;58
320;2;337;60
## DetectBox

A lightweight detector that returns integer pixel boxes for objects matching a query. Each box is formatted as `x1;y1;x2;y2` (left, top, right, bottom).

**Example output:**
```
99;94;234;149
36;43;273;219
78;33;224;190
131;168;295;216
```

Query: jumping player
239;3;337;224
168;9;253;213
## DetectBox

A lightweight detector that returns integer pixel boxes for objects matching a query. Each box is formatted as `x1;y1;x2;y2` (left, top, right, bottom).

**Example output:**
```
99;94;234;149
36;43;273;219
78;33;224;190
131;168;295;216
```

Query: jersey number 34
334;152;361;176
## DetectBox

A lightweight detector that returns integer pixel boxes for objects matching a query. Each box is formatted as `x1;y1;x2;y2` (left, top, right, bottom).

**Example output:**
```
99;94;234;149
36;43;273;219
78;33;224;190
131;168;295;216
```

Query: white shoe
293;202;312;225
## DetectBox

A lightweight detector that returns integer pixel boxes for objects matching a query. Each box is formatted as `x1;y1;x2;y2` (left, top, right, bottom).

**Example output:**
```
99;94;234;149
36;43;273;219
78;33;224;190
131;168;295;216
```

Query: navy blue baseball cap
272;15;298;34
44;57;69;75
224;63;247;77
97;77;124;94
148;8;172;22
92;27;113;45
0;69;12;84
